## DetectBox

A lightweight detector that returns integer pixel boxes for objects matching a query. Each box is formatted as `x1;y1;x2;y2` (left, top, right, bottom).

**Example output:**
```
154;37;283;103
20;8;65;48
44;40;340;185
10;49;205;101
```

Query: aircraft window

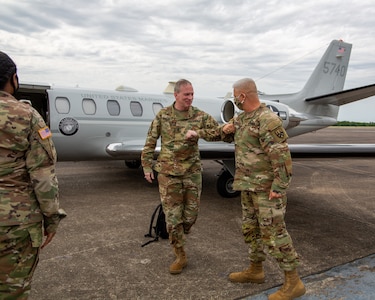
130;101;143;117
152;103;163;115
55;97;70;114
107;100;120;116
82;98;97;115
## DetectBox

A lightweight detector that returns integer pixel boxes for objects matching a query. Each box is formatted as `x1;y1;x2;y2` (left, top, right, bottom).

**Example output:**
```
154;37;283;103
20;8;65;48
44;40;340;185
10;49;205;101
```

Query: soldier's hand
223;124;235;134
185;130;198;139
269;190;284;200
144;172;154;183
41;232;56;249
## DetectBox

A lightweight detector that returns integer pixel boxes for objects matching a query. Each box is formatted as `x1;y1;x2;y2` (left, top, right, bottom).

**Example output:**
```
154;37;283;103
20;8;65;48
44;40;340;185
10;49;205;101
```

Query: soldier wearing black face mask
0;51;66;299
222;78;305;300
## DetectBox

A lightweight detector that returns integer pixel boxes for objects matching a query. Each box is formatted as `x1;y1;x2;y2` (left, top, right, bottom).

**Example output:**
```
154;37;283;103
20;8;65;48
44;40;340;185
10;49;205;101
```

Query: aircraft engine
220;100;235;123
220;99;306;130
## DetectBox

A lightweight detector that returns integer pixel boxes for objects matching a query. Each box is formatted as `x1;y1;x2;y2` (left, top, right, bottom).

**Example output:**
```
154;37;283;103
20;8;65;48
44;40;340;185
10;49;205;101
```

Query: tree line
334;121;375;126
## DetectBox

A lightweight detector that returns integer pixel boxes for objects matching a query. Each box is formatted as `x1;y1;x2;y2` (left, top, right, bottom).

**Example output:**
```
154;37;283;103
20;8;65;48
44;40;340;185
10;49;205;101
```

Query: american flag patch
38;126;52;140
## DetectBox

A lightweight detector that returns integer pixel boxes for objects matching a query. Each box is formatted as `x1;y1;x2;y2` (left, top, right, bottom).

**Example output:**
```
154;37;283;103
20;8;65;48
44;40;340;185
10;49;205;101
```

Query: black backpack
141;203;168;247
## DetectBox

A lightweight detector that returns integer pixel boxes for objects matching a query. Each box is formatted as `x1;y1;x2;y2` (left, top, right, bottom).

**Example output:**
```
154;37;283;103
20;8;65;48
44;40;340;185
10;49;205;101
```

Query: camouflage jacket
141;103;223;176
228;103;292;192
0;91;65;233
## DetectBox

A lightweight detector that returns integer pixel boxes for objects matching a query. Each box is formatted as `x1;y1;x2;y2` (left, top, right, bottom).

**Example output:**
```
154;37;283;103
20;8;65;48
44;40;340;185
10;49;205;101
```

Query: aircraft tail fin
301;40;352;98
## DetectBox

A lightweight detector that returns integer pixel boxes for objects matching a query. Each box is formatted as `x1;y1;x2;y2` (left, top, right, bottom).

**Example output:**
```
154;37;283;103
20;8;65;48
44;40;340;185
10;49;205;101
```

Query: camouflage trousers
0;223;42;300
241;191;300;271
158;172;202;248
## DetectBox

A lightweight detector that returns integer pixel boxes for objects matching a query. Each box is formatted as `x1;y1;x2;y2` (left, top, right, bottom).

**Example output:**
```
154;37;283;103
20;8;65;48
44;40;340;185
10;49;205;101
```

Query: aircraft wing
106;140;152;160
199;142;375;159
106;140;236;160
107;140;375;160
305;83;375;106
198;141;375;159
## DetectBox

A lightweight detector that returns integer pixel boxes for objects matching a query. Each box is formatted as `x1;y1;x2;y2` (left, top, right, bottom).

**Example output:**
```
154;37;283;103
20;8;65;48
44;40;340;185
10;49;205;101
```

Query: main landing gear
216;160;240;198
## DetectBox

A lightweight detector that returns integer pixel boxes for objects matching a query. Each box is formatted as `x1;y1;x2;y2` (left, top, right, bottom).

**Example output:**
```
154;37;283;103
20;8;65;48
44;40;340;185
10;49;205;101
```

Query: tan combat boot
229;262;265;283
169;246;187;274
268;269;306;300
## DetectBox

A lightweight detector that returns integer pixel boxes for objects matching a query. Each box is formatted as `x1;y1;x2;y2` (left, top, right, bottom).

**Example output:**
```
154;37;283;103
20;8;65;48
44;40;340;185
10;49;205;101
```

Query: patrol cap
0;51;17;89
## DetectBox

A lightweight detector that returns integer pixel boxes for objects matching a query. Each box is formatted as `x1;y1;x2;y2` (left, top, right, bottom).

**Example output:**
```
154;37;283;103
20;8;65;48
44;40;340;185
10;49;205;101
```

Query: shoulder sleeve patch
271;126;288;142
38;126;52;140
264;114;288;142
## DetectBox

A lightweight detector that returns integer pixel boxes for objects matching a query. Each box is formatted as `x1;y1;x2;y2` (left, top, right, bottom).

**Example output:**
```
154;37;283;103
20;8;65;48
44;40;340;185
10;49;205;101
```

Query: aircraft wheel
125;160;141;169
216;170;240;198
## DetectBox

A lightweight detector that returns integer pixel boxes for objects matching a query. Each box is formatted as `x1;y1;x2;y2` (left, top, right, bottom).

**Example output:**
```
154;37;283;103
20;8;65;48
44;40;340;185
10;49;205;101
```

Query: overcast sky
1;0;374;122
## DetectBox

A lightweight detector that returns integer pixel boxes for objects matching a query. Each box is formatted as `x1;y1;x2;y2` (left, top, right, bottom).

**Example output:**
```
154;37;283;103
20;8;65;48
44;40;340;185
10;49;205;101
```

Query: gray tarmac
29;127;375;300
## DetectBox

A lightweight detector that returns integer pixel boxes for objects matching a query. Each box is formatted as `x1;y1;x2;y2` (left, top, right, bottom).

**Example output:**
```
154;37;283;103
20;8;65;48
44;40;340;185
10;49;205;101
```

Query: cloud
1;0;374;121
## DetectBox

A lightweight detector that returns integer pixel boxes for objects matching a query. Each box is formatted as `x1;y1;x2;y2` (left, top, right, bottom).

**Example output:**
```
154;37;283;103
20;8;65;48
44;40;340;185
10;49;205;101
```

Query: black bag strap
146;204;162;238
141;204;162;247
141;237;158;247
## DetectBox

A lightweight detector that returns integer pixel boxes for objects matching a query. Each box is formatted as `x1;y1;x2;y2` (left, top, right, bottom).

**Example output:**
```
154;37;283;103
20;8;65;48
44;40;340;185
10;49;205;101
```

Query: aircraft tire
216;170;240;198
125;160;141;169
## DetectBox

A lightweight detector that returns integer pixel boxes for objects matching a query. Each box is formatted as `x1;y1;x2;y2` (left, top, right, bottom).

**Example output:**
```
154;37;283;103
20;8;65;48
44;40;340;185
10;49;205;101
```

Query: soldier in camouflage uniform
222;78;305;300
0;51;66;300
141;79;224;275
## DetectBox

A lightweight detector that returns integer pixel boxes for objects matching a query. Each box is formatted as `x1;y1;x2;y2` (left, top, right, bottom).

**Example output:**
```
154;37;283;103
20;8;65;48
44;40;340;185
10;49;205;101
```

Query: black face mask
10;74;19;95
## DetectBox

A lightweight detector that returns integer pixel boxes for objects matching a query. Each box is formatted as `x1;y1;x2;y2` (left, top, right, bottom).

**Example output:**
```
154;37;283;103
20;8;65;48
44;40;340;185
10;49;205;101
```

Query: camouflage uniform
228;103;300;271
0;91;66;299
141;103;222;248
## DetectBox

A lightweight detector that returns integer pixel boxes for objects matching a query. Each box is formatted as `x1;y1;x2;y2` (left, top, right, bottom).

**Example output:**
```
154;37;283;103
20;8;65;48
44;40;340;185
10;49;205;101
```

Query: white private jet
16;40;375;197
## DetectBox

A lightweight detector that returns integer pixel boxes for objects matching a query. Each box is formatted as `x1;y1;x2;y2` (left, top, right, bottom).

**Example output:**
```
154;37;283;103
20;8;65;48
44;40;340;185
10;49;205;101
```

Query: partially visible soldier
141;79;226;274
222;78;305;300
0;51;66;299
